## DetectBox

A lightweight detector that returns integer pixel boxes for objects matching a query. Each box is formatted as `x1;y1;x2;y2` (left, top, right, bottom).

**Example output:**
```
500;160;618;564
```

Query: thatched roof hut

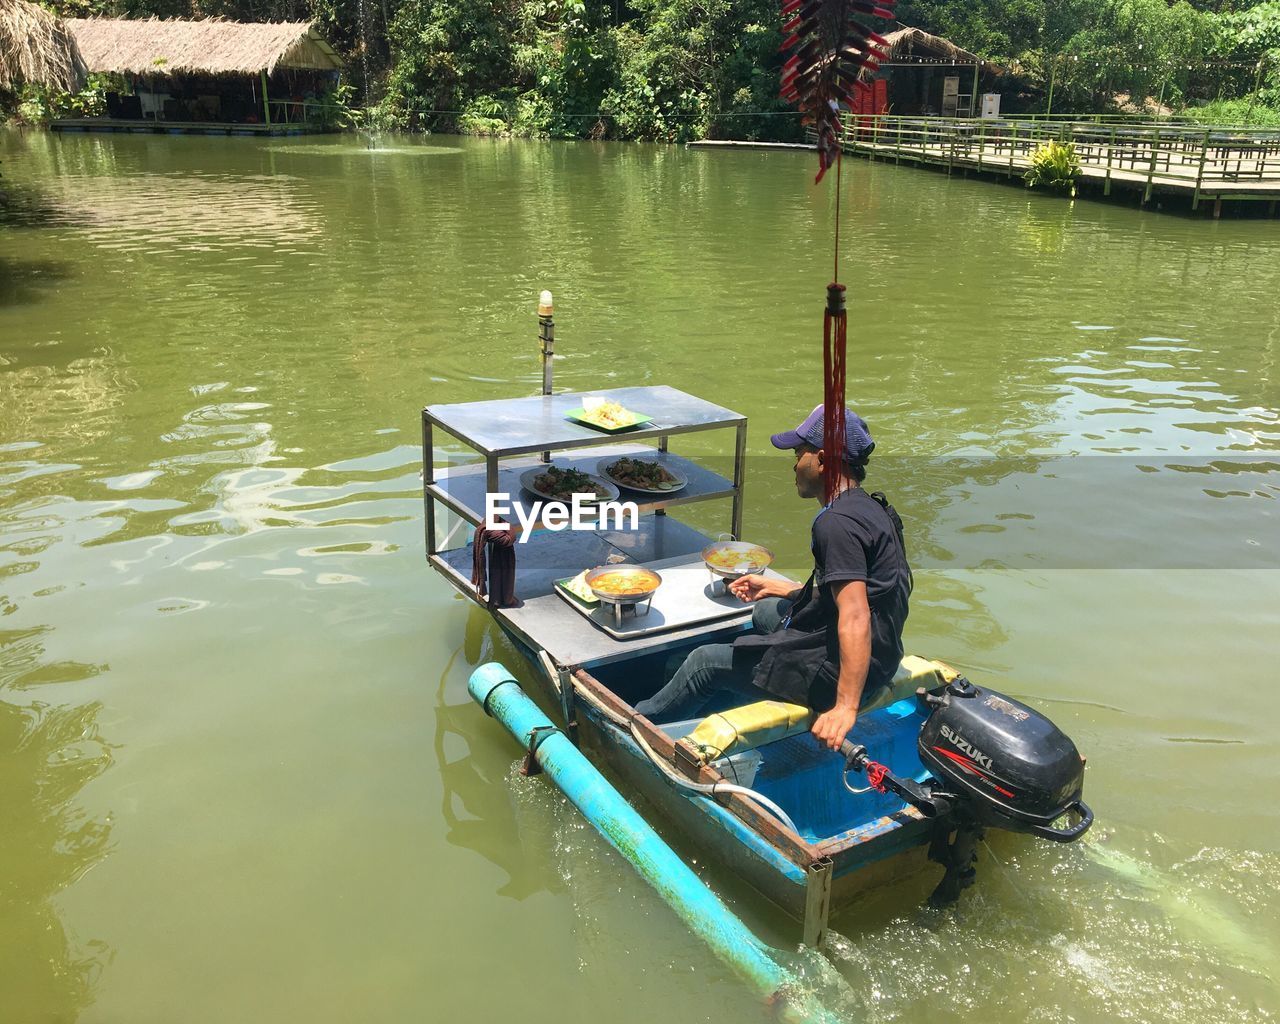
0;0;87;92
65;17;343;77
881;27;983;67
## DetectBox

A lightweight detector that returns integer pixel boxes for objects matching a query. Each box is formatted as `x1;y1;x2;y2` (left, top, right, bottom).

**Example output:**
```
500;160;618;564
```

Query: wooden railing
267;98;328;125
828;115;1280;204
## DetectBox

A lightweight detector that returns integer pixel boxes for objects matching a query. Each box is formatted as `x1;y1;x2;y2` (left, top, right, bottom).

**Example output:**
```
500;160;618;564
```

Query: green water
1;129;1277;1023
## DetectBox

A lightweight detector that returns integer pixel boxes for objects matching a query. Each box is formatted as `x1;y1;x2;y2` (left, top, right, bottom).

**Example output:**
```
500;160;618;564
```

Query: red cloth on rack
471;520;517;608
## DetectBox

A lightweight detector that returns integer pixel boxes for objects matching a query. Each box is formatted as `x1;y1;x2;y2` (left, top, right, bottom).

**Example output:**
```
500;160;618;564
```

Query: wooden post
1192;129;1210;211
1143;126;1160;205
260;69;271;127
1104;126;1115;196
970;61;980;118
896;118;902;163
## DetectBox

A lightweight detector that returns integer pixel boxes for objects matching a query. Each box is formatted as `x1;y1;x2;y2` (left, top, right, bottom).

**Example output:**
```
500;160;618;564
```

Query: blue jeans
633;598;791;723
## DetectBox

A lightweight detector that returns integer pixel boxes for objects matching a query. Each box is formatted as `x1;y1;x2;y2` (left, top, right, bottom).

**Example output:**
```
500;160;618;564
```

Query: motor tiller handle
838;741;941;818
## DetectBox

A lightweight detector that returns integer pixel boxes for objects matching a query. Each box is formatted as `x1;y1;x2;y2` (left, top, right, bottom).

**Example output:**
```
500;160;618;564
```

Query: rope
865;761;889;793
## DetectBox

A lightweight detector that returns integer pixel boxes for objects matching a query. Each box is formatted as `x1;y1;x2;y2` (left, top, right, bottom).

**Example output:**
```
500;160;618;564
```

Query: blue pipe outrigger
468;662;850;1024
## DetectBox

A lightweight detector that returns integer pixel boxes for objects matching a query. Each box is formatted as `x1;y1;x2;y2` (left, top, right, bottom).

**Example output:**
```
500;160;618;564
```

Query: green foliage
313;82;360;130
1208;2;1280;104
1182;97;1280;127
36;0;1280;136
457;94;511;135
362;0;798;140
10;75;113;126
1024;139;1082;195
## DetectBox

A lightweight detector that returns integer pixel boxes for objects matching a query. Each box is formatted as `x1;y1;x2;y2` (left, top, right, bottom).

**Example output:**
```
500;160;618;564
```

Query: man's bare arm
810;579;871;751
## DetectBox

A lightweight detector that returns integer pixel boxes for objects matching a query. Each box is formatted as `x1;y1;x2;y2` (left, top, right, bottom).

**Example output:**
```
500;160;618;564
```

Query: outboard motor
841;675;1093;905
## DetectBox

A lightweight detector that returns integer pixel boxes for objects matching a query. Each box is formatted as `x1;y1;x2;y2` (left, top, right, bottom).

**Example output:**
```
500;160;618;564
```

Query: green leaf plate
565;407;653;433
554;576;600;607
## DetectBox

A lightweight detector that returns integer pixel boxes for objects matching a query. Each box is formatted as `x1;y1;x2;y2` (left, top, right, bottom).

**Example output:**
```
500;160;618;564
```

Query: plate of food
519;464;620;504
598;455;688;495
555;569;601;607
565;396;653;433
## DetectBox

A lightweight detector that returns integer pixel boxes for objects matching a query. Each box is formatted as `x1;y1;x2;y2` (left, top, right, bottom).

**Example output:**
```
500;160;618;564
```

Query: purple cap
770;403;875;461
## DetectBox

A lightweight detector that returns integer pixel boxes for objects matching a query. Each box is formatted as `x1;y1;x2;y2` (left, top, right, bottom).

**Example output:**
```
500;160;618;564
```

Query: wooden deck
835;116;1280;215
50;117;335;137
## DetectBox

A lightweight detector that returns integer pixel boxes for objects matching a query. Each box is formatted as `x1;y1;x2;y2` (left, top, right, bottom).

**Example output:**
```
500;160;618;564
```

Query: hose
627;717;801;836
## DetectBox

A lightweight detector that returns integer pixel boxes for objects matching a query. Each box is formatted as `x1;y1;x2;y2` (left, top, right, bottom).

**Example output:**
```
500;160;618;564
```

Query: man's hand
727;574;794;602
811;704;857;752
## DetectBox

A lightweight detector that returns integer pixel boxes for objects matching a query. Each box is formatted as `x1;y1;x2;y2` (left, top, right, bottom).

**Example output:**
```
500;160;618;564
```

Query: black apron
732;490;909;709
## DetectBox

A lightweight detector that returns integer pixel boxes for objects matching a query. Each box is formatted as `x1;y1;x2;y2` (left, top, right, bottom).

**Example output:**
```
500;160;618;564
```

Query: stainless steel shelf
424;385;743;458
427;445;736;533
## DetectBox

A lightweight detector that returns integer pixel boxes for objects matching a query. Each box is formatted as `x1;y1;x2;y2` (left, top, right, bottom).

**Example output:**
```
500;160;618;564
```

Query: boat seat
664;655;961;765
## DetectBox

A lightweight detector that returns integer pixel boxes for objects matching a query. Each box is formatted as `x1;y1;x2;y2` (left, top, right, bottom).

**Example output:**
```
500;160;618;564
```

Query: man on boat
634;405;912;751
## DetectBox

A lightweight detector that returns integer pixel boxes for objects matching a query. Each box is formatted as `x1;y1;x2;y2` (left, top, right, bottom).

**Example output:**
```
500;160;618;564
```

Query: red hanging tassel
823;282;847;504
778;0;894;184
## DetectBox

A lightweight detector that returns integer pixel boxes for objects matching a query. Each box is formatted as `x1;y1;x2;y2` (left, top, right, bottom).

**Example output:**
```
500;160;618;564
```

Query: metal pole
422;412;436;557
538;290;554;463
1245;60;1263;123
468;664;846;1024
1046;58;1057;116
731;420;747;541
970;61;980;119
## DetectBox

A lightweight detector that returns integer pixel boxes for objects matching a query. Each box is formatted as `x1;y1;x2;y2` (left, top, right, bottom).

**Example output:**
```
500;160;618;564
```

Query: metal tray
554;556;752;640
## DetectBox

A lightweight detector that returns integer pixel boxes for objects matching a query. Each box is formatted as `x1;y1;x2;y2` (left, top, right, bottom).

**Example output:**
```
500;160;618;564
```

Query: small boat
424;379;1092;945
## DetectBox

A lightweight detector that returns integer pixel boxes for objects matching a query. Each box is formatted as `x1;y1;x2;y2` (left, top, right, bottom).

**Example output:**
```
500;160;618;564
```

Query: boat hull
499;628;941;927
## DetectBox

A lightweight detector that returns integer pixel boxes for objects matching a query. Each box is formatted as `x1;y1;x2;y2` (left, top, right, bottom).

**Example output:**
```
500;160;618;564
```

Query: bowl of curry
700;541;775;581
583;564;663;604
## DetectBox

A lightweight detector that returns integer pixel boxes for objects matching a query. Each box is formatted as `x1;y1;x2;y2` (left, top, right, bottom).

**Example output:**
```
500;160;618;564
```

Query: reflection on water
0;693;115;1020
432;609;558;900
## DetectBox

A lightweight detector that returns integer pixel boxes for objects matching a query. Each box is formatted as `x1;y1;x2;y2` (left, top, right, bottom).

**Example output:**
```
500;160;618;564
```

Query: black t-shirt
734;487;912;709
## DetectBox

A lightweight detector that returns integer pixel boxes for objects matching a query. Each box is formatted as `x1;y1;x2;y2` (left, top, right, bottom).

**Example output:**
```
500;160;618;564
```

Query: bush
457;94;510;135
1182;97;1280;128
1025;139;1082;196
11;76;108;126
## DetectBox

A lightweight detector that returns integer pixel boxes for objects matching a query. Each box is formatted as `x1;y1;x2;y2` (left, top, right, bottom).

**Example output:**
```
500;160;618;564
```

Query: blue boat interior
588;641;933;846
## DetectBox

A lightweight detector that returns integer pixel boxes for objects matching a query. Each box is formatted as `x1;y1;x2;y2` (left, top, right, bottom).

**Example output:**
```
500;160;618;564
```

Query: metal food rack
421;384;773;669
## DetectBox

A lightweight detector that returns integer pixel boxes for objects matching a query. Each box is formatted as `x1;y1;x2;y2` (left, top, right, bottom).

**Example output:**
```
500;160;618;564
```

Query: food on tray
705;545;772;573
604;456;681;491
589;569;660;595
531;466;609;502
560;570;598;604
579;398;642;429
